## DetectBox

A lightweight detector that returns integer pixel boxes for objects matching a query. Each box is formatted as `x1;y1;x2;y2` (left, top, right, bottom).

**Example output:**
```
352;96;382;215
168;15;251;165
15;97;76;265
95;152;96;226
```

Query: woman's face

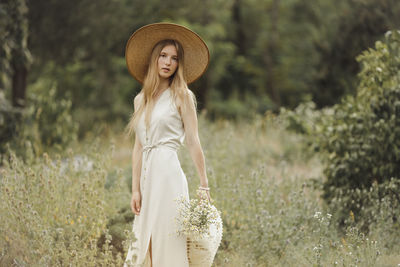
157;44;179;80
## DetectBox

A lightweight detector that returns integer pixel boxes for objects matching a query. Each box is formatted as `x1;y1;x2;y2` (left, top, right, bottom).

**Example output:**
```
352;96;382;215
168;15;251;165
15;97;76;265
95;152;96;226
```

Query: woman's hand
131;191;142;215
197;189;212;203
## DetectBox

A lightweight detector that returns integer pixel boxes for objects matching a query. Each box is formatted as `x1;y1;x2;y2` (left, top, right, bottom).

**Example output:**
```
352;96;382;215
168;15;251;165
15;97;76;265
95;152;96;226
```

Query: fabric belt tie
141;140;180;189
142;140;179;159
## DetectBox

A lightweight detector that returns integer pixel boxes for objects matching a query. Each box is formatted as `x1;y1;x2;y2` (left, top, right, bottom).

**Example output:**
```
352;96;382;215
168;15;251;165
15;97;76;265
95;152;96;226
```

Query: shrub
207;89;275;121
314;30;400;225
25;78;79;151
1;78;79;161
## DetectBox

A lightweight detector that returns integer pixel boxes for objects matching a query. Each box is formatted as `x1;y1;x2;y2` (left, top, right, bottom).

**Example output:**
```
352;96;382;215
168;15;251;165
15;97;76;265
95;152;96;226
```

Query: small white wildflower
174;194;222;240
314;211;322;219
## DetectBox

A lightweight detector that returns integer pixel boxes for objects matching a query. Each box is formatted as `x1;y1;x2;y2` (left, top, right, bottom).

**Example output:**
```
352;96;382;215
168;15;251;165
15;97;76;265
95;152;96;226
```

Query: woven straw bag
186;207;223;267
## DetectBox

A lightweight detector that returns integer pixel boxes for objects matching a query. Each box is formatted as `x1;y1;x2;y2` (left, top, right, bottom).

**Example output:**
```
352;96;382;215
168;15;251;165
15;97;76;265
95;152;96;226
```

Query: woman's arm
179;90;210;199
131;94;143;215
131;132;143;194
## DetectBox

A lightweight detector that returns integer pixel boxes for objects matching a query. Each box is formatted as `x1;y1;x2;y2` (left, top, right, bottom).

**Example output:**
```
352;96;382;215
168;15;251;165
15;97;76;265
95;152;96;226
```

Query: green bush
30;59;137;137
27;78;79;150
314;30;400;224
1;77;79;161
207;89;276;121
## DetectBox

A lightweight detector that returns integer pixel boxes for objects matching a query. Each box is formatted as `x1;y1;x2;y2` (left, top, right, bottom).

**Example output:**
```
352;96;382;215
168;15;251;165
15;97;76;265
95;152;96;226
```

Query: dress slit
149;234;152;266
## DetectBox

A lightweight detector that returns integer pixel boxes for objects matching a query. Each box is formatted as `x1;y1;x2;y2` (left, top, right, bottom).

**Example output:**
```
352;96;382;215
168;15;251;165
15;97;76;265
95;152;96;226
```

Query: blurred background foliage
2;0;400;140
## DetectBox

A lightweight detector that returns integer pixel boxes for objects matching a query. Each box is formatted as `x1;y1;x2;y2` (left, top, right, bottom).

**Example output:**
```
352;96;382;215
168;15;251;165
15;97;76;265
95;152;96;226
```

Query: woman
123;23;211;267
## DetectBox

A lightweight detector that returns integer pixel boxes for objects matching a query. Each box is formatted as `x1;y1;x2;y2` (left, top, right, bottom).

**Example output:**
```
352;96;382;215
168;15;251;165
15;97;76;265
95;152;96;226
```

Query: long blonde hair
124;39;197;139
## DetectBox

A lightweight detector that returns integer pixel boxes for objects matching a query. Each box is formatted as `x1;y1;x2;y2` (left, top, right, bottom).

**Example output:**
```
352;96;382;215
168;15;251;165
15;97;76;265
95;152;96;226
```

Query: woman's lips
162;68;170;72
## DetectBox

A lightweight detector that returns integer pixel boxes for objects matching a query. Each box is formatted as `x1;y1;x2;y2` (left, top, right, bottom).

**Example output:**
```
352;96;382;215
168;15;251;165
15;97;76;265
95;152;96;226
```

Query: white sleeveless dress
124;88;190;267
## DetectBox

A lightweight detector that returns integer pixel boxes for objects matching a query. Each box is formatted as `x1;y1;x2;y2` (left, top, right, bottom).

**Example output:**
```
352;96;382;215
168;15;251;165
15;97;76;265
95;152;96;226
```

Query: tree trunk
8;0;31;108
11;62;28;107
263;0;281;107
233;0;246;56
195;0;212;110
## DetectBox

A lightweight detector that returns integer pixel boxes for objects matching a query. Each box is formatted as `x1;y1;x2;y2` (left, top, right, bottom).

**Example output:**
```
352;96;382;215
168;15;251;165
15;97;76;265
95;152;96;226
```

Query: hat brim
125;23;210;85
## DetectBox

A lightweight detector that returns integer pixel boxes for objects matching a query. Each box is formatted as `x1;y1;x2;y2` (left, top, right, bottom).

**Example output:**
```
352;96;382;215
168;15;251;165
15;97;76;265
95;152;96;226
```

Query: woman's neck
157;78;170;92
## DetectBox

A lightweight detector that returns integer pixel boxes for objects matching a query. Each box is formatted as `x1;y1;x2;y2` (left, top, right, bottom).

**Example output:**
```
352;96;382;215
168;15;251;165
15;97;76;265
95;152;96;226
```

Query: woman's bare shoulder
183;88;196;101
176;88;196;117
176;88;193;105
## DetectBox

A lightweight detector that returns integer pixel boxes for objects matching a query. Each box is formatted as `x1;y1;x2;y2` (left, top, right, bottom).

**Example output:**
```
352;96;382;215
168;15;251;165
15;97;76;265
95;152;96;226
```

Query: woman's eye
160;54;166;57
172;57;178;61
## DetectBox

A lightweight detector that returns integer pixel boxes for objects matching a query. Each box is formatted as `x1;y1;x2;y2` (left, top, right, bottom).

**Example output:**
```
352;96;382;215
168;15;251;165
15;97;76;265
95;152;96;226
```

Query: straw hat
125;22;210;84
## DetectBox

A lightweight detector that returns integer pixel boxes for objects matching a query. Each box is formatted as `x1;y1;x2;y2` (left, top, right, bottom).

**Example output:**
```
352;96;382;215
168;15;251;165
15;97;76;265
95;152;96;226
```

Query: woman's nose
165;57;171;65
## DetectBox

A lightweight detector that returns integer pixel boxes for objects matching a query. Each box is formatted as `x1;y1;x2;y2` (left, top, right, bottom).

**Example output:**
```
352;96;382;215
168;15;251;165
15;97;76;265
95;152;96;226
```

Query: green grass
1;113;399;266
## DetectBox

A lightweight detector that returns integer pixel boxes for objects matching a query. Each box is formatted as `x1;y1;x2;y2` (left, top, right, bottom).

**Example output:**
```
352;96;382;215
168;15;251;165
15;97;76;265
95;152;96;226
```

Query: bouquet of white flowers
174;189;223;267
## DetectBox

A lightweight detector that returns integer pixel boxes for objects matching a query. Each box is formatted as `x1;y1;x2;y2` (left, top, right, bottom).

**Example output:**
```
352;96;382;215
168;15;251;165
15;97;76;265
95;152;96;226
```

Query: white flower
314;211;322;219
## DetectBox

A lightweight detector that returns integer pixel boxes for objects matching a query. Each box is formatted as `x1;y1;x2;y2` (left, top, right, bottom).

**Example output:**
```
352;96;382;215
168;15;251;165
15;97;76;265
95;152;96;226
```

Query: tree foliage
2;0;400;144
311;0;400;107
22;0;400;110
